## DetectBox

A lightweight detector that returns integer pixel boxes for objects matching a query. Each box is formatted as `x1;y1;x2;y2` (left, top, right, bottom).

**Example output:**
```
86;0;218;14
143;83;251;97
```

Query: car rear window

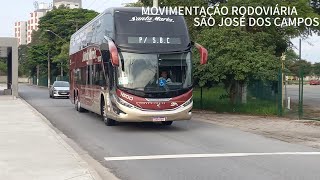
54;82;69;87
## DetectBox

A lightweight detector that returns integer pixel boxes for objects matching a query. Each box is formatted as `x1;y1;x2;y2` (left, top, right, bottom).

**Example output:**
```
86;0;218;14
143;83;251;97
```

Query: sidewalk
0;97;102;180
193;111;320;149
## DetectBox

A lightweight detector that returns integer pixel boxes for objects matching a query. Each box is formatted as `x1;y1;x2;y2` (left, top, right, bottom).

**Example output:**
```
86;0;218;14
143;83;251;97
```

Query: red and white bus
69;7;207;126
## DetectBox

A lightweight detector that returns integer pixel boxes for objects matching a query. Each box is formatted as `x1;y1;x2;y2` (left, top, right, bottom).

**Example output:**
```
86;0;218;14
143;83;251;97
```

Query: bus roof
71;7;142;37
70;7;190;54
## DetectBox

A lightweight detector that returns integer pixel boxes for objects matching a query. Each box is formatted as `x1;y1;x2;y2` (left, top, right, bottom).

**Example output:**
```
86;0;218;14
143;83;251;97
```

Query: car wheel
101;101;116;126
161;121;173;126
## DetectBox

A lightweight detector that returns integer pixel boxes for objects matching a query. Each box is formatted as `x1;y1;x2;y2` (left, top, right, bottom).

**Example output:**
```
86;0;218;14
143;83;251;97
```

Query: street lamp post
45;29;67;83
47;51;50;87
45;30;64;40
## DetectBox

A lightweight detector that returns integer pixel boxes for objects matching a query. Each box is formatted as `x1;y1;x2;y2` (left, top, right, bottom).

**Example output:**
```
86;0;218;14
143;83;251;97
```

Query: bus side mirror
108;40;119;67
195;43;208;65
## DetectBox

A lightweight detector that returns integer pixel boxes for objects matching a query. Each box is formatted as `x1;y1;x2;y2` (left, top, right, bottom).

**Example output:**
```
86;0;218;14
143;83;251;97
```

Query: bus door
84;65;94;107
92;63;105;113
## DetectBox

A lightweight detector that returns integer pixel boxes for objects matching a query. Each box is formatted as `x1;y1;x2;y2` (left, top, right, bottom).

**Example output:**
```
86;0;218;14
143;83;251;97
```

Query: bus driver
159;70;172;84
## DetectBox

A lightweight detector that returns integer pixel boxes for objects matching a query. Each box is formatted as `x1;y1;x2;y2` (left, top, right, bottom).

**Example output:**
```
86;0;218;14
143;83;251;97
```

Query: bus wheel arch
73;90;77;104
75;90;85;112
100;95;116;126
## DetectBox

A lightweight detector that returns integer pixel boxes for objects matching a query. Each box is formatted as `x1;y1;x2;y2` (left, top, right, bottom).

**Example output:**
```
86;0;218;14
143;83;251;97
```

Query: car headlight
183;98;193;107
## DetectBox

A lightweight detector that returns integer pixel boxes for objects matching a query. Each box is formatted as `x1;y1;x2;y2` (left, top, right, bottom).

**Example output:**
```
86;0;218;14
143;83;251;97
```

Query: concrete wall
0;37;18;97
0;76;29;83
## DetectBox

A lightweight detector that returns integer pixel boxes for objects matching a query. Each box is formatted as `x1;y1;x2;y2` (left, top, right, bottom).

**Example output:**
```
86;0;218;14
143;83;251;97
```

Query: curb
18;97;119;180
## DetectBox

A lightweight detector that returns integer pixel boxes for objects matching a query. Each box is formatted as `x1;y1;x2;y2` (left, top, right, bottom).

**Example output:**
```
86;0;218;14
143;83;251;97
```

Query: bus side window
94;64;106;86
81;67;86;85
75;69;81;84
102;50;110;63
87;65;93;85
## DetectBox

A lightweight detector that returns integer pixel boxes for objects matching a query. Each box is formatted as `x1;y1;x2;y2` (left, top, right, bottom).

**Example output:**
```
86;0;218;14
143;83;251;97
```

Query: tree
288;60;312;77
125;1;144;7
313;62;320;76
22;7;98;78
52;42;69;76
193;0;319;103
195;27;279;102
18;45;29;76
0;58;6;75
283;48;299;75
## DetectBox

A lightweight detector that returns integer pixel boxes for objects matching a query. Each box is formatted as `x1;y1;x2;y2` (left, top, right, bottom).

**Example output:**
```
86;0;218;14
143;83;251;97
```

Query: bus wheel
101;101;116;126
161;121;173;126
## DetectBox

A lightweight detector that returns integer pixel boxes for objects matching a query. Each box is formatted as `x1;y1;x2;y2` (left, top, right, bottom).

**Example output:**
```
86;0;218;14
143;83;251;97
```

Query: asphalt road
19;84;320;180
286;85;320;108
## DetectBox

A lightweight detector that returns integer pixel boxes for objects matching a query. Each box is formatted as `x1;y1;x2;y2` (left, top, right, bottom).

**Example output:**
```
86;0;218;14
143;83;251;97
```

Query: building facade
53;0;82;9
14;21;27;45
14;0;81;45
27;9;49;44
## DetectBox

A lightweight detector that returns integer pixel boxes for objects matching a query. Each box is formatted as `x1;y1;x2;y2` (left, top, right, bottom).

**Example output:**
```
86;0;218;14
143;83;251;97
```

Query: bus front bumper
113;102;193;122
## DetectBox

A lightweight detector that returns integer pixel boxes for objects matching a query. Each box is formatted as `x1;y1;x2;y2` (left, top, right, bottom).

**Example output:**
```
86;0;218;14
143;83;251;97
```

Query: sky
0;0;137;36
291;36;320;63
0;1;319;63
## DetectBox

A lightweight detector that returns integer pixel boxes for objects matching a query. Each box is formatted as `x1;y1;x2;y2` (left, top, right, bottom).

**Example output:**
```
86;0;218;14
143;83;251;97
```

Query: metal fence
193;78;281;116
283;69;320;120
30;75;69;87
193;67;320;120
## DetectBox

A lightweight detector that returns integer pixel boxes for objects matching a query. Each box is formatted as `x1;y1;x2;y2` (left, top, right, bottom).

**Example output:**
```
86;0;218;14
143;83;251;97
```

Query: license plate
61;93;67;95
152;117;166;122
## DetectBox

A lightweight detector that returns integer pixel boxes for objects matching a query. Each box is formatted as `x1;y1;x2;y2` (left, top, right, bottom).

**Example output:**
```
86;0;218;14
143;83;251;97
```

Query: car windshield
117;52;192;92
53;81;69;87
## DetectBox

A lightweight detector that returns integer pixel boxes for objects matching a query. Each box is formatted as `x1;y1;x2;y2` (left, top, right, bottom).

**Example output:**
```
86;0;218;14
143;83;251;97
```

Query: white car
49;81;70;98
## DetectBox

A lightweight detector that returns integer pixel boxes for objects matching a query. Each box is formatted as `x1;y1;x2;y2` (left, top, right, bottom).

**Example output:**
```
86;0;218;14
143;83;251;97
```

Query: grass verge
193;87;278;116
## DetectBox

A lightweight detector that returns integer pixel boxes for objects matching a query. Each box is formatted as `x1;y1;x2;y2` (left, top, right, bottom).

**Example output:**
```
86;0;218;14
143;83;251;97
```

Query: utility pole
153;0;158;7
298;38;303;119
48;51;50;88
281;53;286;108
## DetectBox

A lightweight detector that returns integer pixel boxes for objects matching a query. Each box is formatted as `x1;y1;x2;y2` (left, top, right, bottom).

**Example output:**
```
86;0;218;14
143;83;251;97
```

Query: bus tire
104;118;116;126
161;121;173;126
101;99;116;126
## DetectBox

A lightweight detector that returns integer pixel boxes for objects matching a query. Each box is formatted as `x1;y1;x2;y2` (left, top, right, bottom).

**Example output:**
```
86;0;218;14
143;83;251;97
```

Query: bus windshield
117;52;192;93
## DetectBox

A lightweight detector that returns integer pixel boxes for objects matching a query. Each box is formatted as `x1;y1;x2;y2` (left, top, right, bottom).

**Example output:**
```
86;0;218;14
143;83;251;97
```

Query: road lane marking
104;152;320;161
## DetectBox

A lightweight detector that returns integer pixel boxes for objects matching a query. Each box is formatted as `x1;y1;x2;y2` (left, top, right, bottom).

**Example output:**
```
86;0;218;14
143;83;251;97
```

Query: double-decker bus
69;7;207;126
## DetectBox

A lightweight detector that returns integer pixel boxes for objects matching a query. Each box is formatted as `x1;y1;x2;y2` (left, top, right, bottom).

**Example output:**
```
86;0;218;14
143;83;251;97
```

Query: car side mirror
195;43;208;65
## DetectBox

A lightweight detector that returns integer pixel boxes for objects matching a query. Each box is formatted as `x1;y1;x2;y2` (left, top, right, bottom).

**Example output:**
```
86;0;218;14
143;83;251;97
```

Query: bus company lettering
120;92;134;101
82;48;100;62
129;16;174;23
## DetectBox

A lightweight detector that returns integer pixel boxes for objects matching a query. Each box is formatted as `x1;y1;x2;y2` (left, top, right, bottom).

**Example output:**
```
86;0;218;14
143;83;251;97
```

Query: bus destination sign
128;37;181;45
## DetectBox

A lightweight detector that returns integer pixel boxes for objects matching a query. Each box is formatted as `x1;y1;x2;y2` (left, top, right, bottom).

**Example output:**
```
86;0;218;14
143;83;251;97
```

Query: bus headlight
118;97;134;109
183;98;193;107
